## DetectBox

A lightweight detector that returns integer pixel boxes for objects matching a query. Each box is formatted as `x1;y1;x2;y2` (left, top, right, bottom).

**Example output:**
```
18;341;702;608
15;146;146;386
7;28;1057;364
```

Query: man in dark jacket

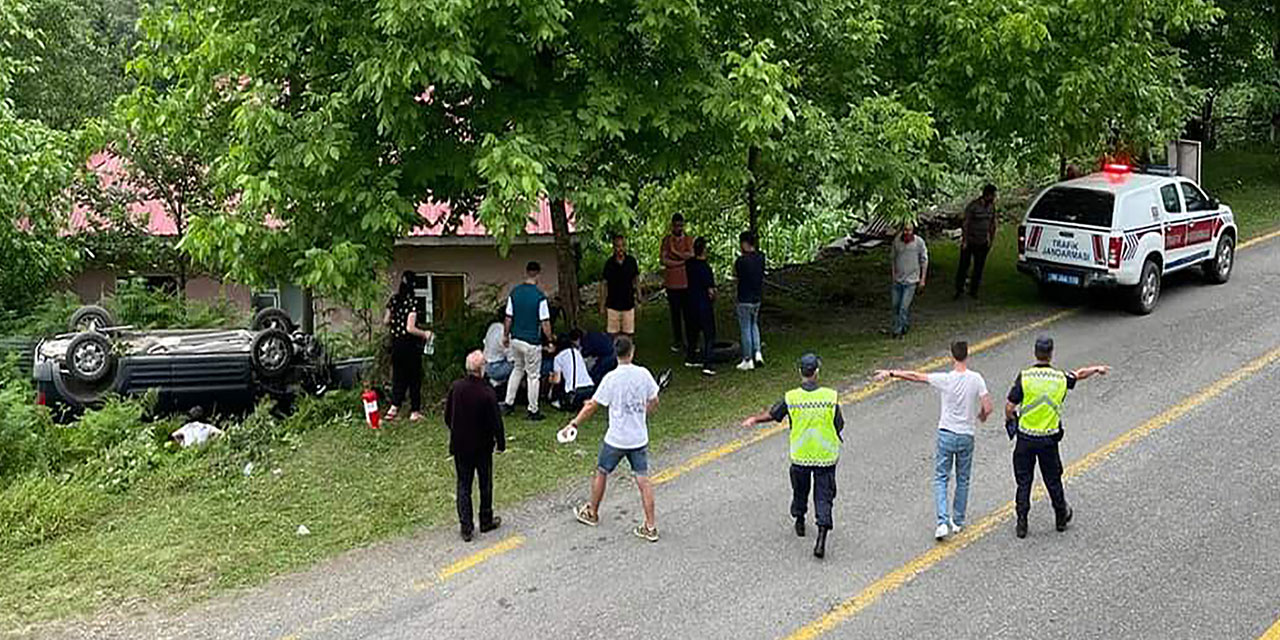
684;236;717;377
445;350;507;541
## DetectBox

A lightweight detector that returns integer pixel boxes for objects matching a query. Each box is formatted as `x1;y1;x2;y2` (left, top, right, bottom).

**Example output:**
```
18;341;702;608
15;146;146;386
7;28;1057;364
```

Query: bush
0;359;59;486
58;394;153;466
0;474;111;552
108;278;245;329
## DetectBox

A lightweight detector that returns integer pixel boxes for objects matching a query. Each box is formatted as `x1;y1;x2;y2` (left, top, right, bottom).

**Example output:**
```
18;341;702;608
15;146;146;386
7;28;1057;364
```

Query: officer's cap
799;353;821;377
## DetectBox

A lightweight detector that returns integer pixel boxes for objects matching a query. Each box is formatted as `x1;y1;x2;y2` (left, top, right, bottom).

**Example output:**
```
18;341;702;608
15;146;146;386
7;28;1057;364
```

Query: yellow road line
1259;615;1280;640
421;535;525;587
781;345;1280;640
1239;228;1280;250
652;308;1079;486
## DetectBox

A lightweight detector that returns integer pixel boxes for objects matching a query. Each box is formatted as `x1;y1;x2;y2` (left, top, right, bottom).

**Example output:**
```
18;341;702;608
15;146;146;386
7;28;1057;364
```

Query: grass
2;148;1277;632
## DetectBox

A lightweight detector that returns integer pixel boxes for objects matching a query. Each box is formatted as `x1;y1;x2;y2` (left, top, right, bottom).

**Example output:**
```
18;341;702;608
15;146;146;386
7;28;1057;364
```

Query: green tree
0;0;82;315
6;0;138;131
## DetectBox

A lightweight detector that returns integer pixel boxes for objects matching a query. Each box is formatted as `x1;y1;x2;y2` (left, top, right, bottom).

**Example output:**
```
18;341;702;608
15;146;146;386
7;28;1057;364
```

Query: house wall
390;243;562;304
69;269;253;309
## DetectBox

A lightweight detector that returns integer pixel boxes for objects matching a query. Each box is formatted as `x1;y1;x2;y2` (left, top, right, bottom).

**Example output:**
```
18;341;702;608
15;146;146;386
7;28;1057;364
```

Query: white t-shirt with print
926;369;990;436
592;363;659;449
554;348;594;393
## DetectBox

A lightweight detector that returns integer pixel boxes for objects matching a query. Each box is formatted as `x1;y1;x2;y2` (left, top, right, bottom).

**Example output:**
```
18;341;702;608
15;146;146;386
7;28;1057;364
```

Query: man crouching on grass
566;336;662;542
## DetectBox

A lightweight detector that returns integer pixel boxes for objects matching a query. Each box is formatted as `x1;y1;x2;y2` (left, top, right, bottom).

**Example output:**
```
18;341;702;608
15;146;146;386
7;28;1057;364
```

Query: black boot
1015;516;1028;539
1056;507;1073;532
813;527;829;558
461;527;474;542
481;516;502;533
794;517;806;538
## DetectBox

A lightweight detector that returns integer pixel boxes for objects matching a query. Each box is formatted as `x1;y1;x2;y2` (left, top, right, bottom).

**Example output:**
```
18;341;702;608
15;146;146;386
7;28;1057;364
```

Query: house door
432;275;465;325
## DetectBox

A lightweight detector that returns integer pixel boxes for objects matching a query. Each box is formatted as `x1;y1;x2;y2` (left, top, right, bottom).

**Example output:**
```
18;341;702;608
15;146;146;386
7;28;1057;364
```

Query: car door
1158;182;1191;269
1177;180;1219;268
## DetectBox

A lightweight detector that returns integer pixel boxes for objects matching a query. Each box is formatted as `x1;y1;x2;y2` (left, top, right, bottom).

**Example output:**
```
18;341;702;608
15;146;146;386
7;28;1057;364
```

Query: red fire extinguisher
362;388;380;429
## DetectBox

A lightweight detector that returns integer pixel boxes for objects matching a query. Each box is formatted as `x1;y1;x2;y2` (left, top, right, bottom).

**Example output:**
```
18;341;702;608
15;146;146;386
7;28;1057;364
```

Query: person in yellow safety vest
741;353;844;558
1004;335;1110;539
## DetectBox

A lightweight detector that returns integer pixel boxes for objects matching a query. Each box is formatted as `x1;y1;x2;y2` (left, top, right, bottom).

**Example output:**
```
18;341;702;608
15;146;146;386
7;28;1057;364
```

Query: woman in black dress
384;271;433;422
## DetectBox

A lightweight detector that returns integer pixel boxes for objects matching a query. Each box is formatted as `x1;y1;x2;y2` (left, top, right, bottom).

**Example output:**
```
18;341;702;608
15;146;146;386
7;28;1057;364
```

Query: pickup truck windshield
1029;187;1115;228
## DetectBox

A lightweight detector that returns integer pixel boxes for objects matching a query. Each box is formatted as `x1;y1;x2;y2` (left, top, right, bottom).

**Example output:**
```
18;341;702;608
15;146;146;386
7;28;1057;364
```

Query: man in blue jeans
734;230;766;370
566;336;662;542
889;223;928;339
875;340;992;540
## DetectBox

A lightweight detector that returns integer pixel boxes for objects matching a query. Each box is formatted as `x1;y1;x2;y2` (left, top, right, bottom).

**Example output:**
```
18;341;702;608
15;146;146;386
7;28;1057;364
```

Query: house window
408;273;467;326
252;289;281;311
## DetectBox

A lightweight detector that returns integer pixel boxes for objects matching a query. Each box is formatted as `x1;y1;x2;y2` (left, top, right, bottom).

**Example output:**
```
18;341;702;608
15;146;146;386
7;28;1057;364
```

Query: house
66;153;576;328
391;200;575;326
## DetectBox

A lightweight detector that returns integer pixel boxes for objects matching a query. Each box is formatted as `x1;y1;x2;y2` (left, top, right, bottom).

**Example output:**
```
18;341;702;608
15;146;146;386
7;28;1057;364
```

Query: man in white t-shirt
564;335;662;542
875;340;993;540
549;336;596;411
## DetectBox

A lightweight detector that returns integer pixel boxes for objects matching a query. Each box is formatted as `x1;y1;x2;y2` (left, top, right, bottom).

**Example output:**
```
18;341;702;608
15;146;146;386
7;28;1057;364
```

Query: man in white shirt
549;335;596;411
564;336;662;542
875;340;993;540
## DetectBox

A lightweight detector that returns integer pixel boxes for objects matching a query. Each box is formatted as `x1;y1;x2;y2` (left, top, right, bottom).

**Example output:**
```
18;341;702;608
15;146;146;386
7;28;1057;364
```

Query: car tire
709;340;742;364
66;332;115;384
1203;234;1234;285
251;307;295;333
1129;259;1161;315
251;329;294;378
69;305;115;333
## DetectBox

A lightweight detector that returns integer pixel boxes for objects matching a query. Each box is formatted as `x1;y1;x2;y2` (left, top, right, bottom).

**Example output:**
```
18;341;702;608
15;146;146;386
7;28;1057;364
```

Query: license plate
1045;272;1081;286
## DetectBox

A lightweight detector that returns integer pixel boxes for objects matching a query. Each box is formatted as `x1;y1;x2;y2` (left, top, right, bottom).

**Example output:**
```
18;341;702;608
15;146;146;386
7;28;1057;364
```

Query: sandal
574;504;599;527
409;412;424;422
633;524;659;543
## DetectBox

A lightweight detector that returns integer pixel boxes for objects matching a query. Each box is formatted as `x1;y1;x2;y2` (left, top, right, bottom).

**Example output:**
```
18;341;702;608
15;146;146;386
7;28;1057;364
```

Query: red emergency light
1103;163;1132;174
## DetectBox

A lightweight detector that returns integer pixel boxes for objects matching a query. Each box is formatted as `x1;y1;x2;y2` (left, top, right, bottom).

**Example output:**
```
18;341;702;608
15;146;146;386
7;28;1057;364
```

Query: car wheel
251;329;294;378
1130;260;1161;315
1204;235;1234;284
66;332;115;384
251;307;295;333
69;305;115;333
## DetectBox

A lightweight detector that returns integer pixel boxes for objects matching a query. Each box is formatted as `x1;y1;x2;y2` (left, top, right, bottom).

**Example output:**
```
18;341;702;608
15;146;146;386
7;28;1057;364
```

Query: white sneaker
755;351;764;365
950;521;963;535
934;523;950;540
736;360;754;371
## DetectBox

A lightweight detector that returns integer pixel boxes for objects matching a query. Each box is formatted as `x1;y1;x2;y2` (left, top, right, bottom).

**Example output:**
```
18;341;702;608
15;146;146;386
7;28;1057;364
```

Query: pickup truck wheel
251;329;294;378
1129;260;1161;315
66;332;115;383
69;305;115;333
1203;235;1234;284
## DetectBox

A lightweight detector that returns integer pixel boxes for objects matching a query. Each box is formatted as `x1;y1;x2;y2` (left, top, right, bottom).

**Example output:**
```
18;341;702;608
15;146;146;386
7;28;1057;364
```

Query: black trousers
955;243;991;295
390;338;423;412
790;464;837;529
667;288;691;346
685;305;716;365
1012;436;1068;520
455;450;494;534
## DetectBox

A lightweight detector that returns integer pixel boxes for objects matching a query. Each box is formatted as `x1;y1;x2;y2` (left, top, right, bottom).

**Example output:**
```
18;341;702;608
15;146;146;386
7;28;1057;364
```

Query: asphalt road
60;238;1280;640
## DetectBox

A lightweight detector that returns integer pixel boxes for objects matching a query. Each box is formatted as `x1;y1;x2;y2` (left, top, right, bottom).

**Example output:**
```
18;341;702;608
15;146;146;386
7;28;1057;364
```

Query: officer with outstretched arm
1006;335;1110;538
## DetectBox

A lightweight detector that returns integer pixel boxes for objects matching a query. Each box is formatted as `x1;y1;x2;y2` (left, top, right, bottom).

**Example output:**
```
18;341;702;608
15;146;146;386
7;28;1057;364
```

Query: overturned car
33;306;369;417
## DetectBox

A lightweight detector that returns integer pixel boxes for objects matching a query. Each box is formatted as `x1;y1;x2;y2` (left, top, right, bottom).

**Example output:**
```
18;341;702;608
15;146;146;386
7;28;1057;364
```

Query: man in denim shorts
565;335;662;541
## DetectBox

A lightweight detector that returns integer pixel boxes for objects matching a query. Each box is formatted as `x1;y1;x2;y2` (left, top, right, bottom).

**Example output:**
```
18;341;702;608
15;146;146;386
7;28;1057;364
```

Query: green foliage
0;357;58;485
0;473;111;552
107;278;245;330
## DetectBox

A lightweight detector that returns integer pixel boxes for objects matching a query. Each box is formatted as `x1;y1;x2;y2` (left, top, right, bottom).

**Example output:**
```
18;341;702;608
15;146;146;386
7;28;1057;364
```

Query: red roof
71;152;574;239
412;199;574;237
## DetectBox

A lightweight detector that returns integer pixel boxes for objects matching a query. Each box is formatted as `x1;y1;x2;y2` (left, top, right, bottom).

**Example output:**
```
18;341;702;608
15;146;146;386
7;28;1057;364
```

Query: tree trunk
746;145;761;236
301;289;315;334
550;198;579;329
1058;153;1068;181
1202;91;1216;150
